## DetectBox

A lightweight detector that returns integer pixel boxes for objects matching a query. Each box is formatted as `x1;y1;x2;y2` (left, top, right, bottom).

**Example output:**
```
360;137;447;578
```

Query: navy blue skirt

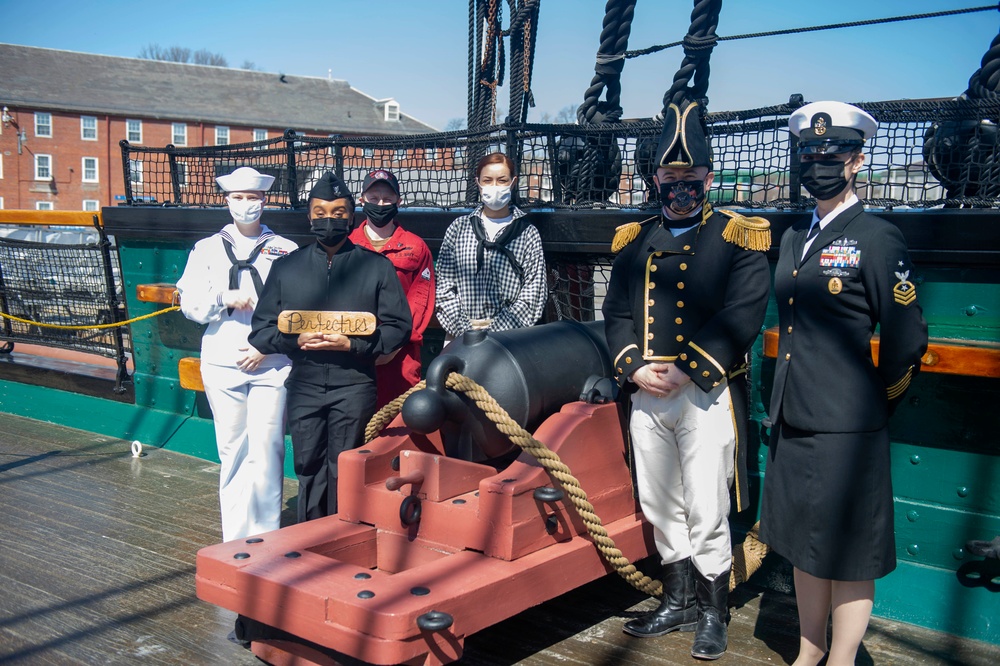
759;422;896;581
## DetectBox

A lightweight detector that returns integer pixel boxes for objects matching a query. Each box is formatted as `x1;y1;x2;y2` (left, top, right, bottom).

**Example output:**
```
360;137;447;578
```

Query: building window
172;123;187;146
175;162;188;187
35;154;52;180
0;197;4;209
126;119;142;143
81;116;98;140
363;148;374;159
36;201;54;210
384;102;400;122
129;159;143;184
424;148;439;163
215;126;229;145
35;112;52;138
0;154;3;179
253;129;268;142
83;200;100;212
82;157;99;183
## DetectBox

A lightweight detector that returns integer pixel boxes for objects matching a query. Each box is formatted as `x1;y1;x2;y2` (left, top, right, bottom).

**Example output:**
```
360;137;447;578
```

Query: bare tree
138;43;170;61
168;46;192;63
240;60;260;71
138;43;228;67
445;118;467;131
193;49;228;67
554;104;578;124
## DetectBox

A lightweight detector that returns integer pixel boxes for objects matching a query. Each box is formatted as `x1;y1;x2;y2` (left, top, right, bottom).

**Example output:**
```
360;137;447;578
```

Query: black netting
545;256;613;323
0;237;131;360
116;96;1000;326
120;98;1000;211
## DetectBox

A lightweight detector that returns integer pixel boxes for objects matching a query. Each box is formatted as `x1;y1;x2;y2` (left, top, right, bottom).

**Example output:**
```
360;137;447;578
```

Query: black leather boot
623;558;698;637
691;568;730;660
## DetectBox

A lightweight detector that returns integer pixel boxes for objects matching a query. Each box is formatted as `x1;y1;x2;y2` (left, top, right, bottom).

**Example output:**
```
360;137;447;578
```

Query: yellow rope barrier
366;371;769;595
0;306;180;330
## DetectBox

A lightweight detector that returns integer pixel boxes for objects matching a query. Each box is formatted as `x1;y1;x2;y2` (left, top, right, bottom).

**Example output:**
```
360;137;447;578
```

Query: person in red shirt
349;169;435;408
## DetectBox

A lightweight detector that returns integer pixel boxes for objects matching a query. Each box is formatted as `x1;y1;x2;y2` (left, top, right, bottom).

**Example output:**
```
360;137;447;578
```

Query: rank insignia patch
893;270;917;306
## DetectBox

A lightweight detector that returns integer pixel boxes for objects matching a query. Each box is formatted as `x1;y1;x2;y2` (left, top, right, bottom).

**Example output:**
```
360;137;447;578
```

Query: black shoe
226;629;251;649
623;558;698;637
691;567;729;660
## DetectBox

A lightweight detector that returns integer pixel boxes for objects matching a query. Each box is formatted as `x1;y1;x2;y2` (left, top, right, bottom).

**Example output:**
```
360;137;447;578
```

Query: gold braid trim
611;216;657;254
718;208;772;252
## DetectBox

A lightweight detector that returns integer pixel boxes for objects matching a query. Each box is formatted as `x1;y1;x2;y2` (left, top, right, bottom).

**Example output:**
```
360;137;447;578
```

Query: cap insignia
813;114;828;136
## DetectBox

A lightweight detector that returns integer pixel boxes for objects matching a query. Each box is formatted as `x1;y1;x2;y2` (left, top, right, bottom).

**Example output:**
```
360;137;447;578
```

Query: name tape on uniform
278;311;376;336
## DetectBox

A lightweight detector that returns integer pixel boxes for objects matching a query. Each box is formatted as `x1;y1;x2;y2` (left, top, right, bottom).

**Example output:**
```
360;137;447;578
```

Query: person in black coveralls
603;98;771;660
249;172;411;521
759;101;928;666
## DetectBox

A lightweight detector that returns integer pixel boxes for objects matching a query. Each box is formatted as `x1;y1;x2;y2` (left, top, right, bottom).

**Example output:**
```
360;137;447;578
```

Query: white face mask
228;197;263;225
480;184;512;211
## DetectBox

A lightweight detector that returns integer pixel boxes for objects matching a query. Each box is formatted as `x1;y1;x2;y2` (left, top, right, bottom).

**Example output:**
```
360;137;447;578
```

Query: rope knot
682;33;718;58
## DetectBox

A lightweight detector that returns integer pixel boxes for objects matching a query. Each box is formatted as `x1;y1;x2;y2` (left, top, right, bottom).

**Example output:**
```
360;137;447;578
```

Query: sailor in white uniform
176;167;299;542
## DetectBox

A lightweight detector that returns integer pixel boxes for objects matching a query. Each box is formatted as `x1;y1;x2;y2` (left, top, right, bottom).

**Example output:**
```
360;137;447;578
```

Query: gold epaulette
718;209;772;252
611;215;657;253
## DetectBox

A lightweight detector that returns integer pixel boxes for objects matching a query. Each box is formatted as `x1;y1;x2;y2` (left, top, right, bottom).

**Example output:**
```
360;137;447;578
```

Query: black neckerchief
222;241;266;315
471;212;530;283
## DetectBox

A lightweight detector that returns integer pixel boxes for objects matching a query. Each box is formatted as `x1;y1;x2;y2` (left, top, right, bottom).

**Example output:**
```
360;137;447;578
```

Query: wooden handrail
136;283;179;304
762;327;1000;378
0;210;102;226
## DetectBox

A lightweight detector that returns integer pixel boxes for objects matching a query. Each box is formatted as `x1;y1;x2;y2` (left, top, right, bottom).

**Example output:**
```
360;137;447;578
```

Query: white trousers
201;363;290;542
629;380;735;578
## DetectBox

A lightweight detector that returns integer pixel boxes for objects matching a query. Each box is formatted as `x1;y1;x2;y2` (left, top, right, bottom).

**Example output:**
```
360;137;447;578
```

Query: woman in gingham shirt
435;153;546;339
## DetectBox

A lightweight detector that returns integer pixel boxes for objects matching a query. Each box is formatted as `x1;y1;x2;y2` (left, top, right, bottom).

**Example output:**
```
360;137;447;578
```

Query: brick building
0;44;435;211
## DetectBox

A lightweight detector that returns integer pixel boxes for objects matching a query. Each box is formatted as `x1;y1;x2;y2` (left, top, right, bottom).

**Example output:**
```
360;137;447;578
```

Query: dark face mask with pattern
799;159;853;200
310;217;351;246
659;179;706;218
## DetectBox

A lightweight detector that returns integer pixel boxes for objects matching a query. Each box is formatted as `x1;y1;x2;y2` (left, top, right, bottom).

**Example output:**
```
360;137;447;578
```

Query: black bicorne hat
308;172;355;206
654;98;713;170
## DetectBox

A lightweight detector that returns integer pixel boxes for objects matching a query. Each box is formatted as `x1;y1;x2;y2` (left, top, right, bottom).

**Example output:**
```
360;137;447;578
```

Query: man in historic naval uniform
249;172;411;522
759;101;927;666
603;98;771;660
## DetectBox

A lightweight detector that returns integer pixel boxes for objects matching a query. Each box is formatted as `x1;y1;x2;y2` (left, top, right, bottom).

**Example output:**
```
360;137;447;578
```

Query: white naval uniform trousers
176;224;296;542
629;379;735;578
200;362;289;541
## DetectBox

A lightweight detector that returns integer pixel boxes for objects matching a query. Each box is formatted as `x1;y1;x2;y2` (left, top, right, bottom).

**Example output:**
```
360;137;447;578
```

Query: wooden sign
278;311;376;336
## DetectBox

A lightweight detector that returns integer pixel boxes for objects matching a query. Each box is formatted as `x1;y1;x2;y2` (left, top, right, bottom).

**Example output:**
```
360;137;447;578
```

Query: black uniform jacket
603;207;770;392
603;207;770;512
769;203;928;433
249;240;412;387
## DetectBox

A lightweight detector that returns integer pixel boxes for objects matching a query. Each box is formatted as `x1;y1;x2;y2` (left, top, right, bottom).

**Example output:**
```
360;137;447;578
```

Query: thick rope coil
966;30;1000;100
578;0;637;125
662;0;723;114
365;371;769;595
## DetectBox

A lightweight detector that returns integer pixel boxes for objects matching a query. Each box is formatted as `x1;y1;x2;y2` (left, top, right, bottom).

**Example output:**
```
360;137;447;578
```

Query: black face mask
800;160;852;200
310;217;351;246
659;179;705;218
363;202;398;228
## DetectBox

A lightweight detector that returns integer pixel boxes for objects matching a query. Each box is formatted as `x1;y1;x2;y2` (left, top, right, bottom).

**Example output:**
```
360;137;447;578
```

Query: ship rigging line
624;4;1000;59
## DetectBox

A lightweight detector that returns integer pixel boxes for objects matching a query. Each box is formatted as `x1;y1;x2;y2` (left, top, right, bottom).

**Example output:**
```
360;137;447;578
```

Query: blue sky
1;0;996;130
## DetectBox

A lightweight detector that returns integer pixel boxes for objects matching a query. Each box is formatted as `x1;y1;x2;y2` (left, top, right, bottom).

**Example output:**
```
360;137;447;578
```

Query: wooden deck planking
2;413;999;665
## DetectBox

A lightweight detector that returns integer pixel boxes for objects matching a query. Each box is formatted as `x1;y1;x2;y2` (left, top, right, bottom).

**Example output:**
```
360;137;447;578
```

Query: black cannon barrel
402;320;612;461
